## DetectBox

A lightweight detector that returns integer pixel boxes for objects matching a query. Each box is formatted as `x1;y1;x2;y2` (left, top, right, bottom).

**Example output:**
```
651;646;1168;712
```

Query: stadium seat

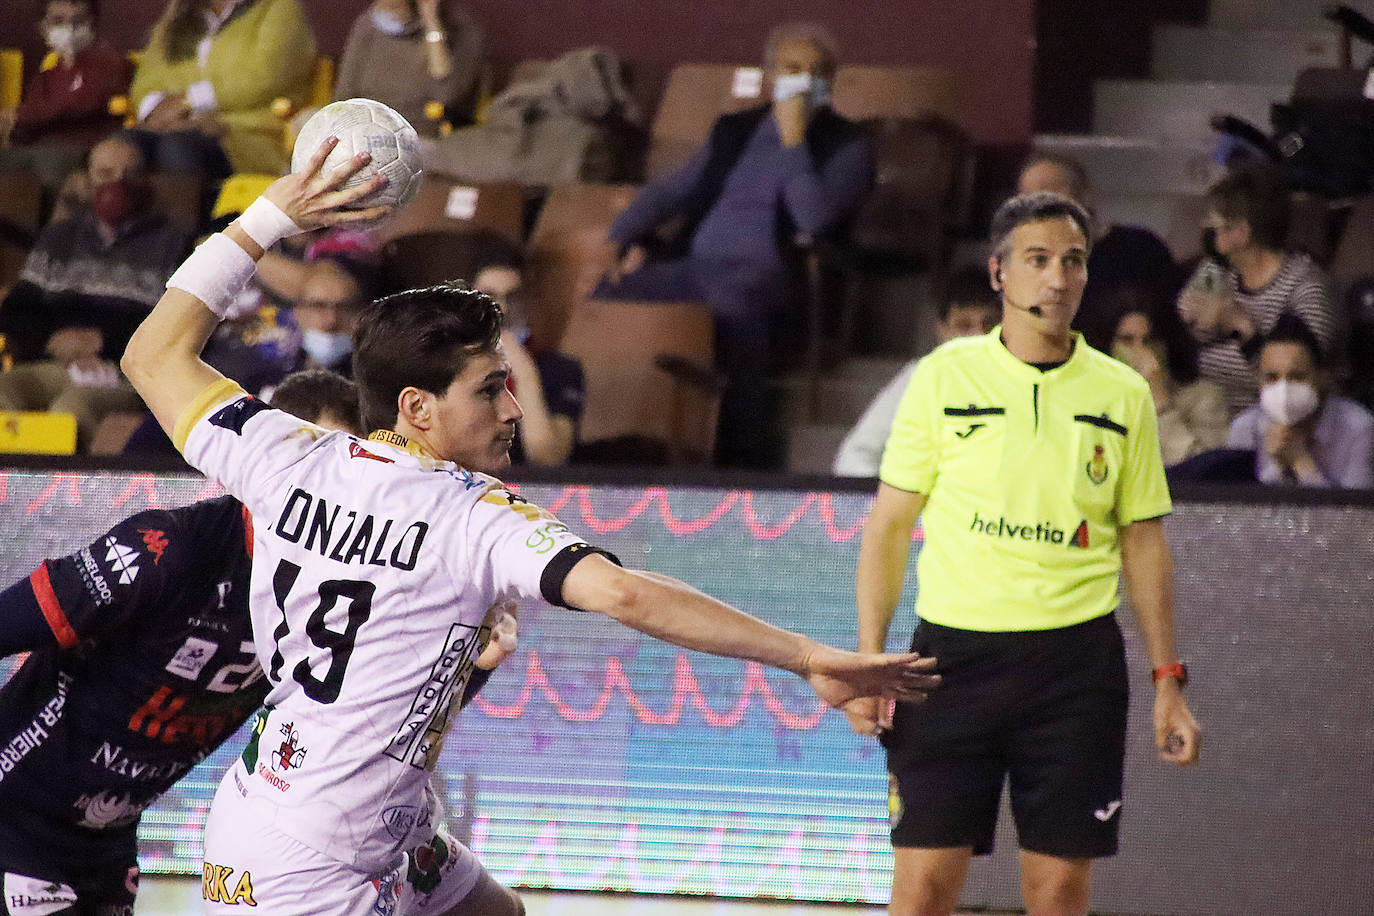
376;175;524;245
644;63;764;180
0;169;42;290
0;410;77;455
149;172;207;232
1328;192;1374;294
523;182;638;348
560;298;720;465
381;230;492;290
0;49;22;112
831;64;961;124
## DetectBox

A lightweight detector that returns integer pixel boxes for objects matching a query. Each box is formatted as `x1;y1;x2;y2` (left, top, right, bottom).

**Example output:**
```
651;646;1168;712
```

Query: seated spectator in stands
833;266;998;477
1017;152;1182;354
472;240;584;465
595;22;875;468
0;0;133;191
1110;307;1228;466
0;134;190;364
289;254;377;376
1226;313;1372;488
1177;164;1337;416
333;0;484;136
125;0;316;176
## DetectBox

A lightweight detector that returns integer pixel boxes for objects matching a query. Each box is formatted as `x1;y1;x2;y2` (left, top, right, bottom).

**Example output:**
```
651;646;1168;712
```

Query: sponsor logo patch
349;442;394;463
370;866;402;916
201;863;256;906
208;396;270;436
73;790;148;828
138;528;168;563
103;537;140;585
1094;799;1122;821
165;636;219;680
2;873;78;914
270;722;307;773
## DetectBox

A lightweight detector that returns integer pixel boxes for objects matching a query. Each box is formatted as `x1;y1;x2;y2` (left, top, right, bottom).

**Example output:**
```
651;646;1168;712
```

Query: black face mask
1200;227;1228;266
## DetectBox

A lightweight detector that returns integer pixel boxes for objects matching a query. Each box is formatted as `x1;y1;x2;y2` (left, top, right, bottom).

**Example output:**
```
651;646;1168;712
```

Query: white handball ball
291;98;423;213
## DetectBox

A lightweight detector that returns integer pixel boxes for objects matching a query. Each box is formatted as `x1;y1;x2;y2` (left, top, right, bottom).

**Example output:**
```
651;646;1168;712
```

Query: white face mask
45;23;93;56
772;72;832;107
370;9;410;36
301;329;353;369
1259;380;1320;426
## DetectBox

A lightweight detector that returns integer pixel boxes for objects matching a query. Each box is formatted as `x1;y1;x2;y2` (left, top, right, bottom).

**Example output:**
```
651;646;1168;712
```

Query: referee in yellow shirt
851;192;1201;916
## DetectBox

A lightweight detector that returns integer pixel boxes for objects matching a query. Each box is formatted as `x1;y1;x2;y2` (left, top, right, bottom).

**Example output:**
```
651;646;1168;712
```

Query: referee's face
427;346;522;472
997;216;1088;334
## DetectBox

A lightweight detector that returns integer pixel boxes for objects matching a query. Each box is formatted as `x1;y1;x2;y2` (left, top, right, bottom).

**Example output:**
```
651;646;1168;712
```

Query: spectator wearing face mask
0;134;191;365
0;0;133;190
333;0;485;136
290;255;377;376
1225;313;1372;488
594;21;875;469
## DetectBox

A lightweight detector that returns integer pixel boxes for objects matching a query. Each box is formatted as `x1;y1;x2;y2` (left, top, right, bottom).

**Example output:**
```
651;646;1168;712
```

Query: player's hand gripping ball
291;98;423;215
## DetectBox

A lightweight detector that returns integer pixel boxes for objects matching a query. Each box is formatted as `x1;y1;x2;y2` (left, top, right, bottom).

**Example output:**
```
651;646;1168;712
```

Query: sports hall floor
136;878;998;914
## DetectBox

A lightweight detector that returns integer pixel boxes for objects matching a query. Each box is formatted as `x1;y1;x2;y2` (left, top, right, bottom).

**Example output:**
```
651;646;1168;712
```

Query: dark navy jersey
0;496;262;878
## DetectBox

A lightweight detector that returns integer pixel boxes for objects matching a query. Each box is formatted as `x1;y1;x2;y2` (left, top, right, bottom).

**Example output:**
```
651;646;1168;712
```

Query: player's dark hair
352;283;504;433
270;369;361;432
938;264;1000;322
1264;311;1324;365
1207;163;1291;251
989;191;1093;262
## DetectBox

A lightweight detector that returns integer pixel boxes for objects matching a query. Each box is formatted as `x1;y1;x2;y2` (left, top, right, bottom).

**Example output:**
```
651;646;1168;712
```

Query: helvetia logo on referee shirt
969;512;1090;549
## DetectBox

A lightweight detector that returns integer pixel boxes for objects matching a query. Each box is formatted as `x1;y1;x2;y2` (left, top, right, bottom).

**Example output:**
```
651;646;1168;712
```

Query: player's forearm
584;567;814;676
1120;519;1181;668
122;225;264;430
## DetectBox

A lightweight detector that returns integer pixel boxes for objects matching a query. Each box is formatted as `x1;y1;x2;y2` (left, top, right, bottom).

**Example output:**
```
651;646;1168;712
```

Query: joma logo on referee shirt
970;513;1091;548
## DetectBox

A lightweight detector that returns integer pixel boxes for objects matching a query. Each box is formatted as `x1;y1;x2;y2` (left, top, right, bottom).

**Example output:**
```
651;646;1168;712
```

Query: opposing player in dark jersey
0;371;515;915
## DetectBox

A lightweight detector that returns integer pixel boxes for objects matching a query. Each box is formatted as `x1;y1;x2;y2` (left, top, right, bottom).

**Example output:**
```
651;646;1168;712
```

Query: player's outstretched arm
560;555;940;712
122;137;389;438
1120;517;1202;766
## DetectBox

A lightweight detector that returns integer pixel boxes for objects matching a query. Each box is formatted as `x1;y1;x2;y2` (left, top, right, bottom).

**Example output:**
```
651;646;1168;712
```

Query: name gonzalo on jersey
274;488;428;570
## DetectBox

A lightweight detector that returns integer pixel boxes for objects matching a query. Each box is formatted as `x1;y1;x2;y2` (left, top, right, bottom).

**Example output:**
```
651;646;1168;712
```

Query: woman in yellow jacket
126;0;315;177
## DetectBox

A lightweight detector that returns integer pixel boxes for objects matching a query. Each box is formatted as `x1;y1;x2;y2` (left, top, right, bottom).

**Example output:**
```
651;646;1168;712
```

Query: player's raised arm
121;138;390;438
560;554;940;716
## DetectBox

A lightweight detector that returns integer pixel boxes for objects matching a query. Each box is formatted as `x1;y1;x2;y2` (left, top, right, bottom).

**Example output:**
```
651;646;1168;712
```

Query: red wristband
1151;661;1188;686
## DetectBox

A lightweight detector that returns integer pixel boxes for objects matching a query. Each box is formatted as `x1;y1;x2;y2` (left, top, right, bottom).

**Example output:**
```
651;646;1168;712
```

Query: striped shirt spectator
1184;253;1335;416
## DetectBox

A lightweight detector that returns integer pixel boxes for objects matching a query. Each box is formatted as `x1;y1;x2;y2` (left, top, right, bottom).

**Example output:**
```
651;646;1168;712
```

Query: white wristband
236;197;303;251
166;233;257;320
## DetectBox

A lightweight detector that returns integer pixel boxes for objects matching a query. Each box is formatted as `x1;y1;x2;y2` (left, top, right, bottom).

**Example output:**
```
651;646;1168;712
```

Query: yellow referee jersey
880;328;1172;632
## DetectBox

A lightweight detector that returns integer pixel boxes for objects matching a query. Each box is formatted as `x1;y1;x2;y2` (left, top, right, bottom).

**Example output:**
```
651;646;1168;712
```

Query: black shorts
0;862;138;915
883;613;1129;858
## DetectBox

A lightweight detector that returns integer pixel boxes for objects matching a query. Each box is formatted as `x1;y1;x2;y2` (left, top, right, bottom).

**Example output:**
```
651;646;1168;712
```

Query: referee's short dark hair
353;284;504;433
989;192;1093;262
1207;163;1291;251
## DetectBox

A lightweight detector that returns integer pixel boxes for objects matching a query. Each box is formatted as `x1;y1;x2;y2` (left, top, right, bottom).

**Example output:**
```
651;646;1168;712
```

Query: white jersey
178;380;603;869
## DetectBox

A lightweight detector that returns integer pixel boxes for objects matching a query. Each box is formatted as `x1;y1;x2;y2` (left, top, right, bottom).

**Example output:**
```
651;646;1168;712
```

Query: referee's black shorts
883;612;1128;859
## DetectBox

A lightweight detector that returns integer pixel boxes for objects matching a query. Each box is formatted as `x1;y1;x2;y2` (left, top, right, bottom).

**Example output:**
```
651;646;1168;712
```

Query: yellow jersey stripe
173;378;248;454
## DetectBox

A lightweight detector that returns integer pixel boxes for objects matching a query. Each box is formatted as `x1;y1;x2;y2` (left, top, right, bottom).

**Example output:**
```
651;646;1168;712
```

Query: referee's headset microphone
992;260;1043;316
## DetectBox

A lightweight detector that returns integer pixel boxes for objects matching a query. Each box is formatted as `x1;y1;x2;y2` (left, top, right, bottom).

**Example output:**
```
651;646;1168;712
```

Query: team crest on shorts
1086;445;1109;485
887;772;904;829
371;867;403;916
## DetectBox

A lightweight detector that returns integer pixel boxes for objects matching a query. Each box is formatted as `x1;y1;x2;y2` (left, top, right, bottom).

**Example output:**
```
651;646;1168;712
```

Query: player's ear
397;386;431;429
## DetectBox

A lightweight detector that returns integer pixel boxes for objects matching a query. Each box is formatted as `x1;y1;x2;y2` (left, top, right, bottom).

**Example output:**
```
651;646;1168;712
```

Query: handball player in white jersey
121;139;942;916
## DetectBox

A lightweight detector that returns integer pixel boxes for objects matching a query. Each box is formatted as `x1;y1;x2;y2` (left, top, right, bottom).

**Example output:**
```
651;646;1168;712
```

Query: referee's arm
1120;518;1202;765
850;482;928;735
